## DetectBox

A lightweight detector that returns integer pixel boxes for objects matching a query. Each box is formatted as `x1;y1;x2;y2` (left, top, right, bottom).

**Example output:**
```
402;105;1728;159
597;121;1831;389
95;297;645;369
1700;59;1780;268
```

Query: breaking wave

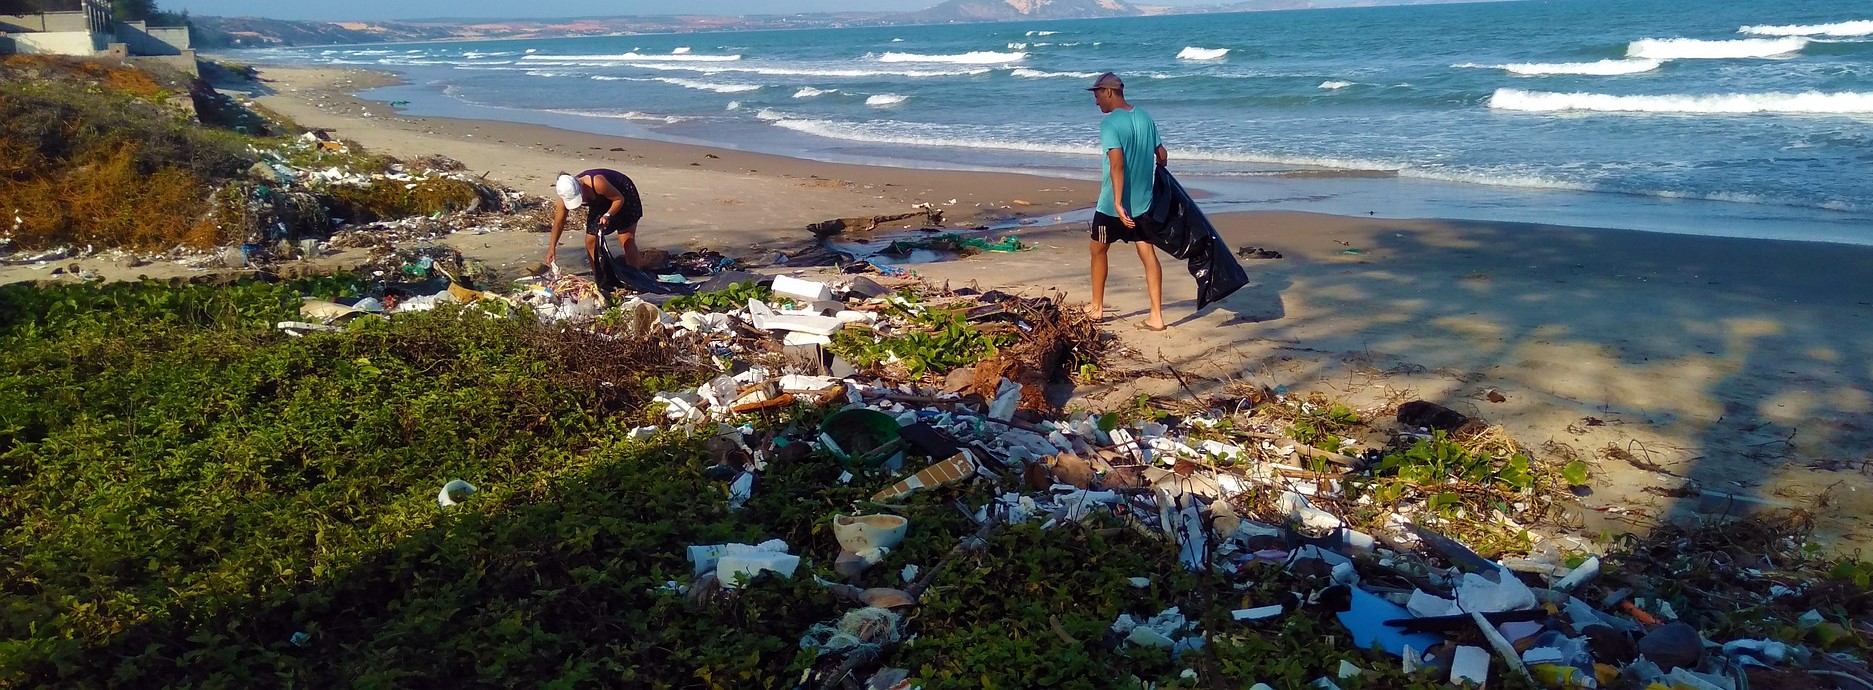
1177;47;1230;60
1026;30;1058;36
1625;37;1806;59
876;51;1026;64
866;94;910;106
542;108;688;123
1458;59;1662;75
1739;20;1873;37
1488;88;1873;114
1318;80;1354;90
625;62;992;78
520;52;742;62
652;77;763;93
793;87;838;98
1010;67;1101;79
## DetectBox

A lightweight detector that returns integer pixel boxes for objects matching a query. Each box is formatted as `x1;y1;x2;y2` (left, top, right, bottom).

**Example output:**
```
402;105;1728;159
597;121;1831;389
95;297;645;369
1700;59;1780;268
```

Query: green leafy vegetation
830;307;1015;378
665;281;784;313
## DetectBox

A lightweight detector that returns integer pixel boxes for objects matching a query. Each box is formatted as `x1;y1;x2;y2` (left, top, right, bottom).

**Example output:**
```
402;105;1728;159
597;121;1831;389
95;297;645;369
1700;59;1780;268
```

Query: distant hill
920;0;1142;22
190;16;462;48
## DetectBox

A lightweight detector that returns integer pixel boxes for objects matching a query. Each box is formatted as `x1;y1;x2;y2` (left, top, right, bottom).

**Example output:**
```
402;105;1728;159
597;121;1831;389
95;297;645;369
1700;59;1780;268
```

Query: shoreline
51;63;1873;550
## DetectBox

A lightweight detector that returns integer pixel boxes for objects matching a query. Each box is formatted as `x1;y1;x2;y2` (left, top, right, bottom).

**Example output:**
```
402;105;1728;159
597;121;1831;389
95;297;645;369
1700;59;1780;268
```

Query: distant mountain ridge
919;0;1142;22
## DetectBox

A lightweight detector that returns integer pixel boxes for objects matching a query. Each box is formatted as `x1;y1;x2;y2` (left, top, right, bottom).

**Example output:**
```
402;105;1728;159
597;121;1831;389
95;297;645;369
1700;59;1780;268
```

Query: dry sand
21;65;1873;549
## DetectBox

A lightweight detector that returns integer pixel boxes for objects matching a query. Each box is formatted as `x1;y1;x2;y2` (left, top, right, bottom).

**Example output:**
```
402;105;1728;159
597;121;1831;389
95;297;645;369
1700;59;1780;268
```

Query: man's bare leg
1136;241;1165;329
1088;239;1111;318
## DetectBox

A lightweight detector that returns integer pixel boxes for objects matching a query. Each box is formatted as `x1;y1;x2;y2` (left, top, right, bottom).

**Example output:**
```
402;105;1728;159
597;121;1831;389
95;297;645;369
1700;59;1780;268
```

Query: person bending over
546;168;643;269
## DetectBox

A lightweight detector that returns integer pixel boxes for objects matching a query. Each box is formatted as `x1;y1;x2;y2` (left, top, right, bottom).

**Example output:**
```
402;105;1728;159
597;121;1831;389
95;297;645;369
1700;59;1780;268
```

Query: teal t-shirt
1097;107;1161;218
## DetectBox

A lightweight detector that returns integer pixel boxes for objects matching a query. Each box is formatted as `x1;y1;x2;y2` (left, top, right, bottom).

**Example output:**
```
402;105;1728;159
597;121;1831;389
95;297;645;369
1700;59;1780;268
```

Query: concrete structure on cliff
0;0;195;70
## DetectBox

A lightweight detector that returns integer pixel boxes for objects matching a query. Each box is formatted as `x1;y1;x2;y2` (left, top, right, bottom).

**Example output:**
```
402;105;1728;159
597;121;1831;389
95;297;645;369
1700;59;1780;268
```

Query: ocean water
245;0;1873;243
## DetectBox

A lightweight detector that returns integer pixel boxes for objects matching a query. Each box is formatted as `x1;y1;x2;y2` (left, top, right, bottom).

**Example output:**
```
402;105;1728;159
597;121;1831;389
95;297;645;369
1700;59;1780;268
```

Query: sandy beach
74;65;1873;547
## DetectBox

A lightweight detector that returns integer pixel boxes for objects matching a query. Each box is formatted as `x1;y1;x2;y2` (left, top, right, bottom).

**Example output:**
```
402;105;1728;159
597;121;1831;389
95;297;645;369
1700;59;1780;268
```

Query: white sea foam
1177;46;1230;61
1026;30;1058;36
1318;80;1355;90
590;75;636;81
1008;42;1028;50
1010;68;1101;79
521;52;742;62
891;38;904;42
1740;20;1873;37
793;87;838;98
1458;59;1662;76
652;77;763;93
725;100;741;110
524;49;537;54
877;51;1026;64
1488;88;1873;114
866;94;910;106
766;118;1097;155
542;108;688;123
624;61;992;78
672;47;691;54
1626;37;1807;59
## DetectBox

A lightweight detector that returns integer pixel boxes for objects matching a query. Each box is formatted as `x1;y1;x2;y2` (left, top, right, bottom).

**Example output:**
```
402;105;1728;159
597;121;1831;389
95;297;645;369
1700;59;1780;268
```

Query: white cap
555;174;583;210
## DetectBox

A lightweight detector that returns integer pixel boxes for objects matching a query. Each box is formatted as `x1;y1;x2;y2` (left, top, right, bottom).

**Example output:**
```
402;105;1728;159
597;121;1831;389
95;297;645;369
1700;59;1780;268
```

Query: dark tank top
577;168;642;225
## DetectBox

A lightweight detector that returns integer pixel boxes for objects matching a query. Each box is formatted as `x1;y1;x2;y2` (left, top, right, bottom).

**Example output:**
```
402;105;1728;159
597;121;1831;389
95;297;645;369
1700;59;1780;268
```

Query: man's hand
1117;208;1137;229
544;247;557;265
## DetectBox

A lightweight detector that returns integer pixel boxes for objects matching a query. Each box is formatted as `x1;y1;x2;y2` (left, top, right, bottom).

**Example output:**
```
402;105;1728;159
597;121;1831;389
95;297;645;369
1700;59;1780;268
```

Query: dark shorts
584;187;645;236
1090;212;1145;244
585;210;644;237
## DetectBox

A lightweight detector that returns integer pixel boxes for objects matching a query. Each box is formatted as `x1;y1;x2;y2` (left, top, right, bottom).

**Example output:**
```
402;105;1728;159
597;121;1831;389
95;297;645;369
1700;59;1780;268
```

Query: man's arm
1107;148;1135;228
545;202;567;262
1156;144;1168;167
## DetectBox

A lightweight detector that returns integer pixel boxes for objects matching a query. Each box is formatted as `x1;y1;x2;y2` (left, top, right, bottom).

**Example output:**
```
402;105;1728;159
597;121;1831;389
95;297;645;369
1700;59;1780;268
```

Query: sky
165;0;1222;22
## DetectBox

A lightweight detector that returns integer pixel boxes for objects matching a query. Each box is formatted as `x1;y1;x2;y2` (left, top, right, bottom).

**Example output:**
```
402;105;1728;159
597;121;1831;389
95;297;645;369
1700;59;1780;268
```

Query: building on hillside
0;0;195;70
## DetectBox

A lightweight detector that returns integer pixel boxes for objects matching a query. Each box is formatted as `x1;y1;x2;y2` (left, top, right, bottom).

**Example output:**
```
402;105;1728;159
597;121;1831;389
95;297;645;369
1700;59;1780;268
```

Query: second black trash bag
593;238;698;297
1142;166;1250;309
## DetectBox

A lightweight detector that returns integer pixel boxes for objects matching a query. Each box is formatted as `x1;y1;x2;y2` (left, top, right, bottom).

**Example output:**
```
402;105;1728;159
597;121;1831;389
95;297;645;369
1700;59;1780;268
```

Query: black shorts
584;188;645;236
585;211;643;237
1090;212;1144;244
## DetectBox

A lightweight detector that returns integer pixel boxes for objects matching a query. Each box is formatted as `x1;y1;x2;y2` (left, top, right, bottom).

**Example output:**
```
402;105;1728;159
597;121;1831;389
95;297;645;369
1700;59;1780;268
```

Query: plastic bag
1142;167;1250;309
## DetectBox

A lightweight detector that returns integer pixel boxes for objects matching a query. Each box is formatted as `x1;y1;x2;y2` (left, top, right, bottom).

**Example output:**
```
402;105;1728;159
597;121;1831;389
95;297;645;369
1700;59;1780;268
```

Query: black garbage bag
593;238;697;296
1142;166;1250;309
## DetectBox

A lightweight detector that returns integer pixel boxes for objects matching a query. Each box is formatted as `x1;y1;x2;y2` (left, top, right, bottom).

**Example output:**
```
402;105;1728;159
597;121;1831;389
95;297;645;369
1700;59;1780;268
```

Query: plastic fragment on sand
771;274;834;302
1337;661;1363;679
1456;568;1538;613
1337;586;1442;657
1232;605;1283;621
437;479;477;508
727;472;754;510
872;453;975;502
1451;645;1490;686
1554;556;1601;591
988;378;1022;421
717;552;800;586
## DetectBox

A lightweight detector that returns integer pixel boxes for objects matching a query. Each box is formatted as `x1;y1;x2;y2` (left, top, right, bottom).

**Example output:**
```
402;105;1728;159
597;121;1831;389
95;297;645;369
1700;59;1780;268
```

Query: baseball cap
555;174;583;210
1085;72;1124;91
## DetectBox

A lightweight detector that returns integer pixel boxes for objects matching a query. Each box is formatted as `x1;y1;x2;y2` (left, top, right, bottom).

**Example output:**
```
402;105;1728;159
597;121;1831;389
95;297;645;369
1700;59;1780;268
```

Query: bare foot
1085;304;1106;319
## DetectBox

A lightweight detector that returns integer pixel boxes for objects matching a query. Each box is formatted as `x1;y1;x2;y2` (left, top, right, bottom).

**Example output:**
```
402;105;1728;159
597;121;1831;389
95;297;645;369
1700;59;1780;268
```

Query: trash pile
261;266;1873;689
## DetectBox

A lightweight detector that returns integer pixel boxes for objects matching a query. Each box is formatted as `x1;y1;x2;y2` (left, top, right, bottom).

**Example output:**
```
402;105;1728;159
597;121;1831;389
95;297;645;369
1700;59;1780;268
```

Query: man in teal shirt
1086;72;1170;331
